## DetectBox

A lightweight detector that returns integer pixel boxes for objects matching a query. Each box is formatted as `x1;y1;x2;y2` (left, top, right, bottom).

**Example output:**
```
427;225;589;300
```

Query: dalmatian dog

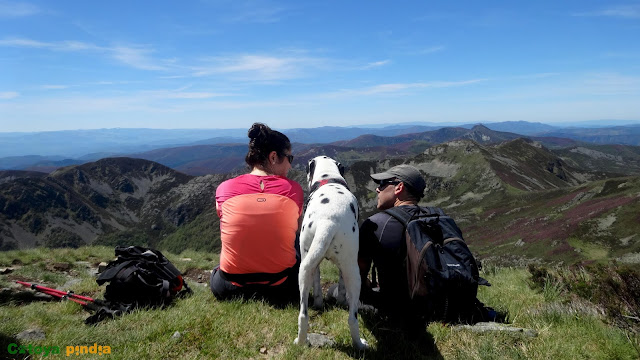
294;156;367;350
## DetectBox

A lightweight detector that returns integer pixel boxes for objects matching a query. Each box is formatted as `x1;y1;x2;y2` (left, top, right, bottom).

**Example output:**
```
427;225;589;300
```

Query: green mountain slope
2;139;639;266
0;158;226;250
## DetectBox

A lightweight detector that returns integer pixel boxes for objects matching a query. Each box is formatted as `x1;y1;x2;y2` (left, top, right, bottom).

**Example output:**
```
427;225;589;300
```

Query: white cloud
192;53;328;81
0;37;104;52
0;0;39;17
602;51;640;59
0;93;292;119
361;60;391;70
0;37;168;71
146;90;234;99
323;79;487;98
218;55;292;73
0;37;51;48
573;5;640;19
228;7;286;23
110;46;167;71
419;46;445;54
582;72;640;95
465;72;640;102
59;40;101;52
224;1;289;23
510;72;560;80
40;85;69;90
0;91;19;99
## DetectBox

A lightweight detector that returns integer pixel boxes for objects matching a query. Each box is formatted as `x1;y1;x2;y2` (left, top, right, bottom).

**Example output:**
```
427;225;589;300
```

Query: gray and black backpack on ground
384;206;490;323
96;246;191;308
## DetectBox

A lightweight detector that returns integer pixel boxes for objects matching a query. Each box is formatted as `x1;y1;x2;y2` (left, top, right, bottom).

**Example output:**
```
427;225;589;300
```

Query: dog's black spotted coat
297;156;366;349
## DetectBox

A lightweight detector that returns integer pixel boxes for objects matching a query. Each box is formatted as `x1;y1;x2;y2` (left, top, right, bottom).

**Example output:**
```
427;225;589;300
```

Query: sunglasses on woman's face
376;180;400;191
285;154;294;163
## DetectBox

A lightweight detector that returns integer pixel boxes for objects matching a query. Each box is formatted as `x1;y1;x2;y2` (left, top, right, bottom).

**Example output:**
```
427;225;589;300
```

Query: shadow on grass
355;311;444;360
0;289;57;306
339;301;510;359
0;334;28;360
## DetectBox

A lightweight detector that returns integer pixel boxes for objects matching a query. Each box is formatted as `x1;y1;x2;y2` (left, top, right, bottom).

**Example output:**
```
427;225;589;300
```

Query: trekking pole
15;281;107;310
15;281;98;303
38;288;91;306
16;280;131;325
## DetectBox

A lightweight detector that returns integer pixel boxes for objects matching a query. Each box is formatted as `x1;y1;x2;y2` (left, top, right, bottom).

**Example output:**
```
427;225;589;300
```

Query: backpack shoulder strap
383;207;413;227
427;207;446;216
384;206;445;227
96;260;137;285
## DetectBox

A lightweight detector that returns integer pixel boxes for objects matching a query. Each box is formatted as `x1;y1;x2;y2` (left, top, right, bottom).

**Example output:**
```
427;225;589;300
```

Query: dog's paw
354;338;368;350
312;298;323;310
293;337;309;346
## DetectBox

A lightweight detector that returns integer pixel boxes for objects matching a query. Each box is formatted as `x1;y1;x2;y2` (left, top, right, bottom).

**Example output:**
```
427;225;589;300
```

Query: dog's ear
307;159;316;179
337;162;345;176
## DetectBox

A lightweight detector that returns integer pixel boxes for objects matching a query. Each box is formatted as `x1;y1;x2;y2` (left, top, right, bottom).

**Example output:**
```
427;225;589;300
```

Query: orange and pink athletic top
215;174;304;284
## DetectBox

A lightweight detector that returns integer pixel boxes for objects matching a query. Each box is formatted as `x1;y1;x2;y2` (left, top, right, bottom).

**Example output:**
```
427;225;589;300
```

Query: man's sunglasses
376;180;400;191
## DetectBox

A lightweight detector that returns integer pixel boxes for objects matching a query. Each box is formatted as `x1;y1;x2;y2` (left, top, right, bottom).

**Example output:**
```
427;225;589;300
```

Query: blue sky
1;0;639;132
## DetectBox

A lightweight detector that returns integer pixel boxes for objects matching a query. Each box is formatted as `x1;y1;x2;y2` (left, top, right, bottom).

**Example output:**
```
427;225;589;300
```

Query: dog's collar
309;178;349;194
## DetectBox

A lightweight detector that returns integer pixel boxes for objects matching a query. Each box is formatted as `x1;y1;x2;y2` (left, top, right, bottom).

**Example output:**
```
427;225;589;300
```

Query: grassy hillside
1;247;638;359
461;176;640;265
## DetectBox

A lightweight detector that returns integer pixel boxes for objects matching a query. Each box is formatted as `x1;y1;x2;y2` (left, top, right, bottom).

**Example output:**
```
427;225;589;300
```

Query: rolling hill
0;158;226;251
2;137;639;267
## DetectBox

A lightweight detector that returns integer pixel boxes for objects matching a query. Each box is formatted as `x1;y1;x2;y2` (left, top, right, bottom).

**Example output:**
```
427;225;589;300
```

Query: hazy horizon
0;119;639;135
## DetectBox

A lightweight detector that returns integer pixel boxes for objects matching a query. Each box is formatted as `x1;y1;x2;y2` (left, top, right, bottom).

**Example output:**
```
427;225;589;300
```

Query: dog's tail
300;219;338;273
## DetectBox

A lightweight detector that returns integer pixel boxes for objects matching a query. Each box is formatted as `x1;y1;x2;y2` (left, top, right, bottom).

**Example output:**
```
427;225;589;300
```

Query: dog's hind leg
295;221;337;346
339;261;368;350
312;267;323;309
336;270;347;306
294;261;314;346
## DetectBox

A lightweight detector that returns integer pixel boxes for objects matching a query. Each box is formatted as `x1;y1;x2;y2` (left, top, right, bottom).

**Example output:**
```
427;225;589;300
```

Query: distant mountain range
1;132;639;266
7;123;640;178
1;121;639;166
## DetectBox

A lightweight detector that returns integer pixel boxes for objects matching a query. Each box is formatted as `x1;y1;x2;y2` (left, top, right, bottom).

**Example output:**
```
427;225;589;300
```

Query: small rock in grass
53;263;71;271
308;333;336;347
16;328;46;341
454;322;538;337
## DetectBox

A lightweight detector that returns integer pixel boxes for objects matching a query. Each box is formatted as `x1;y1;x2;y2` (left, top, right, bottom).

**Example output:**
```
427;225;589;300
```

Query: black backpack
384;206;490;323
96;246;191;308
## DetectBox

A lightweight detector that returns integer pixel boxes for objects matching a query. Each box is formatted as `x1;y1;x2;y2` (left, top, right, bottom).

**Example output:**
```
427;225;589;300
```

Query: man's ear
394;181;405;195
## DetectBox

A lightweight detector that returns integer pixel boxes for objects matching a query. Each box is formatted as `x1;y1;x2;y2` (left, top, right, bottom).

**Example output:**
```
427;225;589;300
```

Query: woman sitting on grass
210;122;303;304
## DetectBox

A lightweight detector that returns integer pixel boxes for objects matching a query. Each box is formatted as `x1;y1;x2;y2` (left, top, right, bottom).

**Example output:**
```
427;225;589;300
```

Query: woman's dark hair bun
245;122;291;169
248;123;268;140
248;122;270;149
